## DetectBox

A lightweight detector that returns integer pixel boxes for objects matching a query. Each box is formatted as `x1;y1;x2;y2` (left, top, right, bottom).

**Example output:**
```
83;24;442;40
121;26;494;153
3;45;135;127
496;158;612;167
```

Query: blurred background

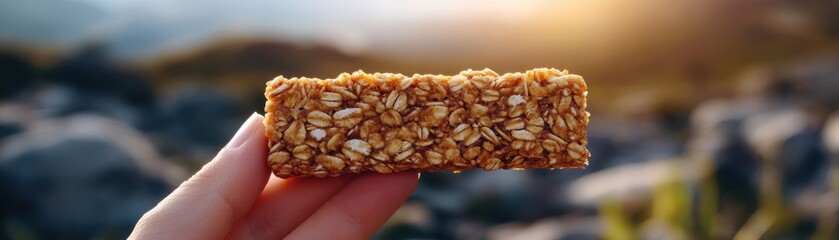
1;0;839;239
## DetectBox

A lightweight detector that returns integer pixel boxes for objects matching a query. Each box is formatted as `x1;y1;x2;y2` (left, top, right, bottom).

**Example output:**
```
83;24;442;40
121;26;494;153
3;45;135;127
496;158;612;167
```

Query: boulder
0;52;36;100
46;45;155;106
34;85;143;126
0;115;183;239
487;217;601;240
824;112;839;156
154;87;243;165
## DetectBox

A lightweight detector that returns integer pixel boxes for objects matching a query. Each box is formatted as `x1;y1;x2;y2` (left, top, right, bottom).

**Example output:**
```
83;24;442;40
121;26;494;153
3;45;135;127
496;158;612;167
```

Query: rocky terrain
1;43;838;238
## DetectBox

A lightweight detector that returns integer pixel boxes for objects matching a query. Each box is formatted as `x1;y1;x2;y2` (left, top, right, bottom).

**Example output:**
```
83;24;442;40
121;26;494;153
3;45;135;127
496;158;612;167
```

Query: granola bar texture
264;68;590;178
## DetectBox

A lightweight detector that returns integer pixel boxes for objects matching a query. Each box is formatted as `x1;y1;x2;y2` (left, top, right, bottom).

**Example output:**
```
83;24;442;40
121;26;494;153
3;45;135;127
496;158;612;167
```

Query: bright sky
1;0;722;69
44;0;551;57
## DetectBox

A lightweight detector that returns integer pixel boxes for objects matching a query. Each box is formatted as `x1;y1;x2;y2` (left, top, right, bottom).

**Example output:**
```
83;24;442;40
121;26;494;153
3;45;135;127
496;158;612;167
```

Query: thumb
130;113;270;239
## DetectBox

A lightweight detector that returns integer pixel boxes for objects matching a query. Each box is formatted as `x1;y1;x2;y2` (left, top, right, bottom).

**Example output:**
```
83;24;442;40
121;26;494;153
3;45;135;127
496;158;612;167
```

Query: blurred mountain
3;0;837;74
152;40;360;80
146;39;393;112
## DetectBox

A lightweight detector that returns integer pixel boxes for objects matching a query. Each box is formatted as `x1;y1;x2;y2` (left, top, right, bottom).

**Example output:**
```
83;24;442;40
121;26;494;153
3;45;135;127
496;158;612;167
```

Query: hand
129;113;419;239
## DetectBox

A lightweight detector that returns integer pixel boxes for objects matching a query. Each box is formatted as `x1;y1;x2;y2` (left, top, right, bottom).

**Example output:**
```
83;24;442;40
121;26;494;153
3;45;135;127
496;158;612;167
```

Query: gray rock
741;108;810;160
154;87;243;165
0;115;184;239
0;121;22;141
561;159;699;208
742;108;828;193
459;171;534;223
779;128;827;192
46;45;155;106
688;98;788;155
824;112;839;156
686;98;775;207
0;52;36;100
579;135;617;172
454;221;489;240
487;217;601;240
34;85;144;127
0;103;32;147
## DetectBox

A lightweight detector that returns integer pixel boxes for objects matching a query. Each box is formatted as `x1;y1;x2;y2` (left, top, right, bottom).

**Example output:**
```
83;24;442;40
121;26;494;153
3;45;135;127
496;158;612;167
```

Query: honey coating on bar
264;68;590;178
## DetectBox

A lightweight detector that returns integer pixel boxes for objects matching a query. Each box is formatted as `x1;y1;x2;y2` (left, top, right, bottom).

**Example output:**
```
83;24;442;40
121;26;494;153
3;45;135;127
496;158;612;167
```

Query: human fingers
284;172;418;240
130;113;270;240
226;175;355;239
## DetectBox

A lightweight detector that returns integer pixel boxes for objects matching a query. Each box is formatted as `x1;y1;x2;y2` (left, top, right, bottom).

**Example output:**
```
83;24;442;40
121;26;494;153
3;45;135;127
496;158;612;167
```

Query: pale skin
129;113;419;239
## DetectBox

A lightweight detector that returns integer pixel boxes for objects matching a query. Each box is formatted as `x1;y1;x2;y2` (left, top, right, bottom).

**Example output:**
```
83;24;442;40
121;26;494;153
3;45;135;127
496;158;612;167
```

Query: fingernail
227;113;261;149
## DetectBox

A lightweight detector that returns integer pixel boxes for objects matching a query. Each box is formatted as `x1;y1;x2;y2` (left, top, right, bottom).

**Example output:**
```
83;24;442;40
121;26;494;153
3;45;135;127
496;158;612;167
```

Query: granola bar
264;68;590;178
